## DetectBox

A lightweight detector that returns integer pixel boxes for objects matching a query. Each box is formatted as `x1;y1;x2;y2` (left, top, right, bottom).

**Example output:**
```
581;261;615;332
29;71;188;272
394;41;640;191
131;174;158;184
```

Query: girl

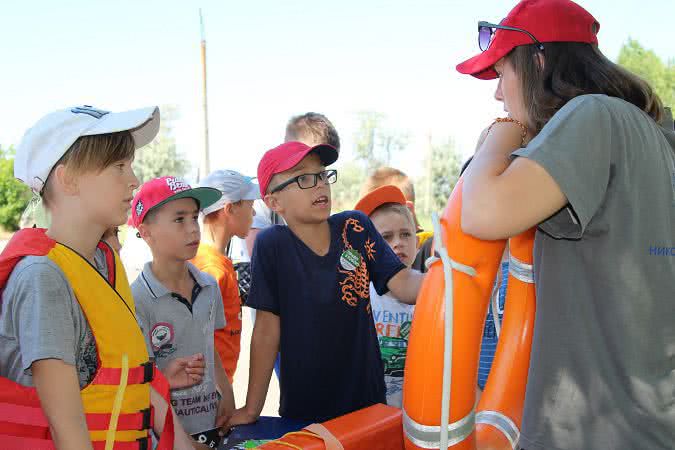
457;1;674;449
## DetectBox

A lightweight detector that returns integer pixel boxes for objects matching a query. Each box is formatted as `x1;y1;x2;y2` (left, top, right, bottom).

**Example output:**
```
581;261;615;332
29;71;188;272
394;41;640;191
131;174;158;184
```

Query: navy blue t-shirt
247;211;406;422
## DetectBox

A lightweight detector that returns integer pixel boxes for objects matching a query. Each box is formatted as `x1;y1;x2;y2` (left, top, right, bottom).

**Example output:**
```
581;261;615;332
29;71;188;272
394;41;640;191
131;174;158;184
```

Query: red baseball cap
257;141;338;196
130;176;222;228
354;185;407;216
457;0;600;79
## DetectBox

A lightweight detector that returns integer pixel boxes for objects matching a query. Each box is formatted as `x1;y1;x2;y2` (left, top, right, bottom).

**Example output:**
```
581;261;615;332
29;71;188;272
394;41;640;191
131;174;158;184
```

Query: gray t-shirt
0;249;108;388
131;262;226;436
512;95;675;450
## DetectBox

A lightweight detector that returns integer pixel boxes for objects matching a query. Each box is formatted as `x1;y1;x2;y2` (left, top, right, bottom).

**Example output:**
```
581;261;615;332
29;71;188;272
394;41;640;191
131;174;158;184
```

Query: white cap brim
82;106;160;149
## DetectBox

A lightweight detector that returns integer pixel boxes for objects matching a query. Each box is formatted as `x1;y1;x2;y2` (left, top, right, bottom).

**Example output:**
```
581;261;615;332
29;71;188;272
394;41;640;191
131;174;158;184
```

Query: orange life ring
402;178;507;449
475;229;536;450
402;178;535;450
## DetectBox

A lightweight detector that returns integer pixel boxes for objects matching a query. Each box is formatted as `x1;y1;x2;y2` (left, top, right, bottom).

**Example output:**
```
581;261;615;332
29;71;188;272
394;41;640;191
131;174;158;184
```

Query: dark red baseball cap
257;141;338;196
130;176;222;228
457;0;600;80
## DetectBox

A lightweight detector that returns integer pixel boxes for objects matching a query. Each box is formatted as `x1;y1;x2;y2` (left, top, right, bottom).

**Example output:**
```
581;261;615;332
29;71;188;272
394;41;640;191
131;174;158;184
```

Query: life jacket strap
150;364;175;450
92;361;154;386
0;435;151;450
0;403;152;432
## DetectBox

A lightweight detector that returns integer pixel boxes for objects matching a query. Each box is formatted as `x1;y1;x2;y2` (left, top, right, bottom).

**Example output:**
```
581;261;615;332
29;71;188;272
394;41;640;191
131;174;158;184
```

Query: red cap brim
456;43;512;80
274;144;338;177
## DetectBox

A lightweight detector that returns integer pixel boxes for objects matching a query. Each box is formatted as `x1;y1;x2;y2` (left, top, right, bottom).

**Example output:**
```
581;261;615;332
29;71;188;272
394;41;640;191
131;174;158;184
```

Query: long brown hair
507;42;664;134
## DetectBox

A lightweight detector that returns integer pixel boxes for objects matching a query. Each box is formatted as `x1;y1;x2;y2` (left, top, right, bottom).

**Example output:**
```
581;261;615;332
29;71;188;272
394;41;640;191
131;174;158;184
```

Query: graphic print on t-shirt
150;322;176;357
337;218;374;311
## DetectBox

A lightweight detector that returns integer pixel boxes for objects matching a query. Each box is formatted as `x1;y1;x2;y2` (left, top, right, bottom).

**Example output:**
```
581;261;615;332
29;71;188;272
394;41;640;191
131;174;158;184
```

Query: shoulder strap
0;228;54;300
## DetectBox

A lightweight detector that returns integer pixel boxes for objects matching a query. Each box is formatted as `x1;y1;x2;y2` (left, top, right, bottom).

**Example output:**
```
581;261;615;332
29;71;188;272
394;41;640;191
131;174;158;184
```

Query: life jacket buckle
136;436;150;450
142;361;154;383
139;407;152;430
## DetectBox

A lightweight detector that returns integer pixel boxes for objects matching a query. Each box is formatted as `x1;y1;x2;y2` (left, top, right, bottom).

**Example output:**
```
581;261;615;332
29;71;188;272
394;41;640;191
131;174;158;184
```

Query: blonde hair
42;131;135;207
361;167;415;202
285;113;340;150
371;203;415;230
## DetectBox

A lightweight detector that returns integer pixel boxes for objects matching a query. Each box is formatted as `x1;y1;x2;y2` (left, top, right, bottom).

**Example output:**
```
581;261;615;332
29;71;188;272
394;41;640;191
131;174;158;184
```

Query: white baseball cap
15;105;160;194
199;169;261;216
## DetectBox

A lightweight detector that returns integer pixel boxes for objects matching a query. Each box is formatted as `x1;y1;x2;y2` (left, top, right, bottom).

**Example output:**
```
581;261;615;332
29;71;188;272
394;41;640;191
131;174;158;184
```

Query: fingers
186;356;206;370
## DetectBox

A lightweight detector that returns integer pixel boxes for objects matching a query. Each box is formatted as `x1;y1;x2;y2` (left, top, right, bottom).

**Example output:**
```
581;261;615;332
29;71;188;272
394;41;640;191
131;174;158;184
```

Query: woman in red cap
457;1;674;449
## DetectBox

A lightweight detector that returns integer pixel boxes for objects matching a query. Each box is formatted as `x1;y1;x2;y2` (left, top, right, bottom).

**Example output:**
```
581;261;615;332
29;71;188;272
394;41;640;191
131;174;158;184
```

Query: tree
133;105;190;184
416;138;462;221
617;39;675;108
353;111;408;172
331;161;366;213
0;145;31;231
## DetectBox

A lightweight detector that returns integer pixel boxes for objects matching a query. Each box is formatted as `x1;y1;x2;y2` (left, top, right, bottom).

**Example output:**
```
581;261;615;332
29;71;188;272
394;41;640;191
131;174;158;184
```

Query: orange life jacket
0;228;174;450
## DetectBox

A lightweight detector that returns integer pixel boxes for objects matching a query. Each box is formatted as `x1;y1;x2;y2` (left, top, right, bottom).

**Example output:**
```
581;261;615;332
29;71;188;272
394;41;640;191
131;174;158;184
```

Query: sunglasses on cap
478;21;545;52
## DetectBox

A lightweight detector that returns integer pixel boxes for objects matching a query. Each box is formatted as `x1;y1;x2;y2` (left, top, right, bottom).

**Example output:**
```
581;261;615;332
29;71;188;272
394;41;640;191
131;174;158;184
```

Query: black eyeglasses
269;169;338;193
478;21;544;52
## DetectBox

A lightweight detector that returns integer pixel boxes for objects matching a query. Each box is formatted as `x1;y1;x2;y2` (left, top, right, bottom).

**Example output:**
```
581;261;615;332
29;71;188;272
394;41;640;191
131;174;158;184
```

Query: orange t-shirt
191;242;242;382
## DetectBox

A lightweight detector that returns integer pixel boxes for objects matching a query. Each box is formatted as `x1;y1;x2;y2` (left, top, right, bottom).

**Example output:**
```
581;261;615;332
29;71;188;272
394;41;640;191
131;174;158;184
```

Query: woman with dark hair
456;1;674;449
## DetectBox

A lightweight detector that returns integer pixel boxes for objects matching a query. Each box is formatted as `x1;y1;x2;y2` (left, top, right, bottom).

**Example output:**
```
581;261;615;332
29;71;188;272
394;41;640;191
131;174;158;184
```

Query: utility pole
199;8;210;182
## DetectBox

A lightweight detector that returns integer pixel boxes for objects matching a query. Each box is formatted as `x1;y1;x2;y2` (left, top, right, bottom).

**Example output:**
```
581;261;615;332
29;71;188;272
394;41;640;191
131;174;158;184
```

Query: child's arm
164;354;206;389
225;310;280;428
150;386;211;450
32;359;93;450
214;349;235;431
387;268;425;304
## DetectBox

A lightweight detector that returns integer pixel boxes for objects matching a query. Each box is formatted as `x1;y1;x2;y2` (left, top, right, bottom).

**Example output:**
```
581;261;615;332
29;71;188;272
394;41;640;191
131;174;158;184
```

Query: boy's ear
263;193;281;213
136;223;152;241
53;164;79;196
223;202;235;215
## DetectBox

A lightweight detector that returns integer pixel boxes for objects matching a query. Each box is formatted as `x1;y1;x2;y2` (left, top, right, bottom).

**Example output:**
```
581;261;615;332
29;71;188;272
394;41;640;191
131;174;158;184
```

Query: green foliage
331;161;366;213
133;105;190;183
416;138;462;220
0;146;31;231
617;39;675;108
353;111;408;172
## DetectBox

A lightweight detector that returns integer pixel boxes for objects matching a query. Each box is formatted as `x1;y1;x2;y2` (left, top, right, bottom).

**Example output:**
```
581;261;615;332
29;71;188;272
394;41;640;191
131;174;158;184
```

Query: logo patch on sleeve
150;322;176;357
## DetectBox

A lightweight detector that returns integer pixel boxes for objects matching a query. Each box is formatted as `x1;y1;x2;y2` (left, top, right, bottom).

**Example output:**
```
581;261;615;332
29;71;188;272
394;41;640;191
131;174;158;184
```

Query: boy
130;176;235;448
242;112;342;381
360;167;433;272
246;112;341;252
192;169;260;382
354;185;418;408
0;106;201;449
227;141;425;427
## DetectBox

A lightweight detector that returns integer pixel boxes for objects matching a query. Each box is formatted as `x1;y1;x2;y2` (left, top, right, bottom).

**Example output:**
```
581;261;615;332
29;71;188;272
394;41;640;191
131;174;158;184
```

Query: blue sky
1;0;673;180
